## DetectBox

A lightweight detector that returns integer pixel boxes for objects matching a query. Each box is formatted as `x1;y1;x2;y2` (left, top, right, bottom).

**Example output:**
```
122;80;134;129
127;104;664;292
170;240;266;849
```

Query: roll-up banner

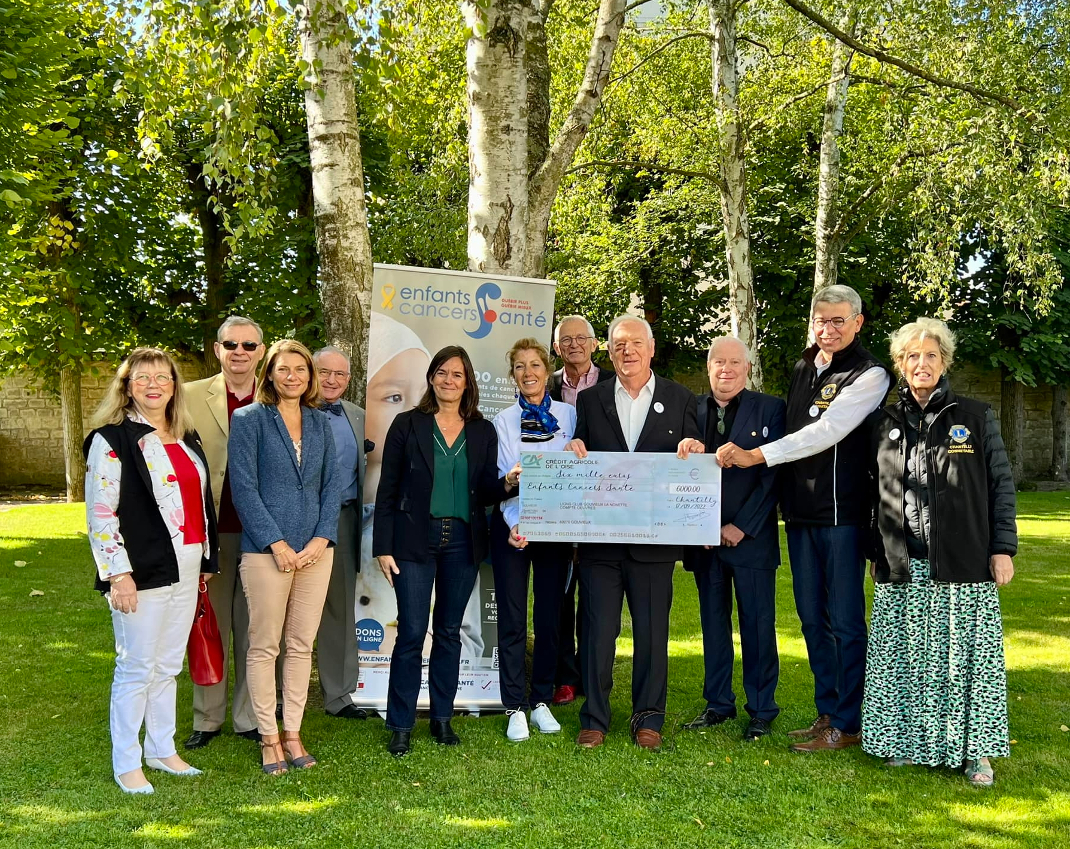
354;264;558;712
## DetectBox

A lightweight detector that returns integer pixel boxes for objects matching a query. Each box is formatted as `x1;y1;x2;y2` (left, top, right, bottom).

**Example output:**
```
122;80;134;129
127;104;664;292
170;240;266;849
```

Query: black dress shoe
743;717;772;742
683;710;734;730
388;730;411;756
430;719;460;745
184;729;220;750
329;705;368;720
235;728;262;742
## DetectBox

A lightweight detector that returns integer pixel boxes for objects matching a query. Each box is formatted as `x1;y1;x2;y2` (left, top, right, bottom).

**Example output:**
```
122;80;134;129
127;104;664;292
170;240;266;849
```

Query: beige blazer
184;372;235;513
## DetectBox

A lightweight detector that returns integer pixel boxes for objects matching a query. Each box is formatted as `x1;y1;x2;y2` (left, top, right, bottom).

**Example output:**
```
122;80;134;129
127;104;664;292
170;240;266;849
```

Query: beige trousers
240;549;334;736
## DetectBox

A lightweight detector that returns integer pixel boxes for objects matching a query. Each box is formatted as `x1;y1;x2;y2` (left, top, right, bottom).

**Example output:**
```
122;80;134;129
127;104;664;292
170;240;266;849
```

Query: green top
429;420;470;520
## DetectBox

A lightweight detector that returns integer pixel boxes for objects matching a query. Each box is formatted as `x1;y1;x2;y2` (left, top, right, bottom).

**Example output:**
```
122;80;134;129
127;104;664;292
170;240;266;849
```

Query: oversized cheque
518;451;722;546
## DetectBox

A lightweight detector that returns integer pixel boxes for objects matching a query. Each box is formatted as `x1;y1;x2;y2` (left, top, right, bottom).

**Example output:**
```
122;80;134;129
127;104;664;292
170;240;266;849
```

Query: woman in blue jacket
229;339;341;774
373;345;514;756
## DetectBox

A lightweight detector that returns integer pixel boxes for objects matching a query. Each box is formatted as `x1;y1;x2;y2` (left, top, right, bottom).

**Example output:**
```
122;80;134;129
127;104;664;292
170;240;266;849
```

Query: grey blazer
228;402;343;554
339;399;367;499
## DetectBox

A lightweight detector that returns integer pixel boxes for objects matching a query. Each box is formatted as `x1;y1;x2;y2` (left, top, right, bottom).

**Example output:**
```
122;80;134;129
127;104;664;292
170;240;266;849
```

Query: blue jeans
786;523;867;734
386;518;478;731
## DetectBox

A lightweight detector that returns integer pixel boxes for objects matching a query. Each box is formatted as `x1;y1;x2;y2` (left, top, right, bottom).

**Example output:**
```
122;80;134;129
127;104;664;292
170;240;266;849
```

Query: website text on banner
355;264;557;712
518;451;722;546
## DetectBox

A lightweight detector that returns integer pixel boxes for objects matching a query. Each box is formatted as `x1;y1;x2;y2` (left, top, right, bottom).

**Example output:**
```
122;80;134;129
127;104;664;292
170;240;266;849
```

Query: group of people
85;283;1017;795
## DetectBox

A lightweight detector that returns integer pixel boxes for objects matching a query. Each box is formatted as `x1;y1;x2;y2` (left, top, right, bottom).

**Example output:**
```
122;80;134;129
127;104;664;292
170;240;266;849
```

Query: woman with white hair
864;317;1017;787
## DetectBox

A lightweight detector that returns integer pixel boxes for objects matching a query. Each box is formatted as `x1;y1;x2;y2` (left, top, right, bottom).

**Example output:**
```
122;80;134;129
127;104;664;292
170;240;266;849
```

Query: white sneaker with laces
530;703;561;734
506;709;530;742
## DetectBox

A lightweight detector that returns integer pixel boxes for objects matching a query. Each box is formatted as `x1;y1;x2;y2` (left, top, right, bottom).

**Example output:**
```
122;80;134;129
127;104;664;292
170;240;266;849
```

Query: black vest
83;418;218;594
782;338;889;526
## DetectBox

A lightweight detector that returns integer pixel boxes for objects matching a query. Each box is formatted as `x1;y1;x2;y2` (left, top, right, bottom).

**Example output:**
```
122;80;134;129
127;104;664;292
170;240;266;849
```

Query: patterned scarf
518;392;560;442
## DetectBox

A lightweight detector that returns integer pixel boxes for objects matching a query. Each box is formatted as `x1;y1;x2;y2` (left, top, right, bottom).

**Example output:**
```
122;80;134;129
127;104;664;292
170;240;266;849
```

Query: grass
0;493;1068;849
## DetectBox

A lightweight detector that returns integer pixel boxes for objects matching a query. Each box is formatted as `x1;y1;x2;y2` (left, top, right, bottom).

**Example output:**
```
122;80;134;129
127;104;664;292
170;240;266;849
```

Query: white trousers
109;543;201;775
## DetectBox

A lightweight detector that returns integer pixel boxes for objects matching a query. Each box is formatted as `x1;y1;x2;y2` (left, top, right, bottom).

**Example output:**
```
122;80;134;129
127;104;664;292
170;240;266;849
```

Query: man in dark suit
314;347;370;719
548;315;614;705
565;315;700;750
678;337;785;742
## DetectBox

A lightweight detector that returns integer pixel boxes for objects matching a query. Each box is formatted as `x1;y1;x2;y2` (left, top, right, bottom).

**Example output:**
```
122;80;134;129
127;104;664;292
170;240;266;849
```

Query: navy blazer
574;372;700;564
228;402;343;554
373;409;506;566
548;364;615;402
682;389;785;572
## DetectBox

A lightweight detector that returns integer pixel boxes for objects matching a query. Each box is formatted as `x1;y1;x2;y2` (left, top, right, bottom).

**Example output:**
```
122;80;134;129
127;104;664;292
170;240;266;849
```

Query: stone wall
0;361;204;488
0;359;1065;486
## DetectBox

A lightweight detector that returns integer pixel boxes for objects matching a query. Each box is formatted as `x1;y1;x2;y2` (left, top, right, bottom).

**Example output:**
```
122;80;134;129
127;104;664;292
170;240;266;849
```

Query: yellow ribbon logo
381;285;396;309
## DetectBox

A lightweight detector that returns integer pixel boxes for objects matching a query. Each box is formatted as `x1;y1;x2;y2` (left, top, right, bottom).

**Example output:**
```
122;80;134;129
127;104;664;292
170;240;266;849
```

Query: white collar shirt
614;370;656;452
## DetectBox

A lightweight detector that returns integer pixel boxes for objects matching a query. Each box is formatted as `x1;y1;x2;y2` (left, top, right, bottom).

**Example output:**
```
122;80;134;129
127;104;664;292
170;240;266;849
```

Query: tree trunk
709;0;762;390
299;0;374;404
59;362;85;502
464;0;533;276
1051;384;1068;481
188;162;231;373
1000;369;1025;488
813;13;855;293
525;0;627;278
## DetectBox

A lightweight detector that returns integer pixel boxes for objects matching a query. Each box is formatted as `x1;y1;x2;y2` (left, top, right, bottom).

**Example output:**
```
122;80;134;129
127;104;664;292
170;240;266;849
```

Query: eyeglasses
130;373;174;387
220;340;261;351
318;369;350;380
811;314;858;331
559;335;593;347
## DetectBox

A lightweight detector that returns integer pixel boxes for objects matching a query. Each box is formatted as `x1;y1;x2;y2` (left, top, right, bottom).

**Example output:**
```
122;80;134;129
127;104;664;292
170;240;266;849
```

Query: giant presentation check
518;451;721;545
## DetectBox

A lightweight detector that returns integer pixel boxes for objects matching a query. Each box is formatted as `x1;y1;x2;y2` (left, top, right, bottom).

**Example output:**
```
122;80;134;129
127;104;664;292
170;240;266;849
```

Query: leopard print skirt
862;558;1009;765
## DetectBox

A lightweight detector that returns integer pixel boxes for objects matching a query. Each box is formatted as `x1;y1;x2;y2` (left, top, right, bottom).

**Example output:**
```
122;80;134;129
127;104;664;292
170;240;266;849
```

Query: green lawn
1;494;1068;848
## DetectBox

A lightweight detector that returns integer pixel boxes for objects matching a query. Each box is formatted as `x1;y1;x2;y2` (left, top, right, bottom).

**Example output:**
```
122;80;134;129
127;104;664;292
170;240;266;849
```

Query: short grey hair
216;315;263;343
707;336;751;365
313;345;351;367
607;314;653;342
811;284;862;317
888;317;956;375
553;315;596;343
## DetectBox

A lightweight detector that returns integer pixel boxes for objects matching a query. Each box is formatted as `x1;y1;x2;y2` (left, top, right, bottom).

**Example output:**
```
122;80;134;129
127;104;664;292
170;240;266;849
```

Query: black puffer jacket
871;376;1017;584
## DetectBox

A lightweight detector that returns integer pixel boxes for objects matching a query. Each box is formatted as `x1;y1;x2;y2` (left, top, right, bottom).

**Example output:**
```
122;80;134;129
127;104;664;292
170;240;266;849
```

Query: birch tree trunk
813;15;855;293
1000;368;1025;488
709;0;762;389
299;0;374;403
1050;384;1068;481
464;0;532;275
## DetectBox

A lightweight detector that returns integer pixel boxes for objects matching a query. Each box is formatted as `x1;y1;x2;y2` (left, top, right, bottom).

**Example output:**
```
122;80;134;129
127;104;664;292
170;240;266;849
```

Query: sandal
259;736;289;775
282;732;317;769
965;758;994;787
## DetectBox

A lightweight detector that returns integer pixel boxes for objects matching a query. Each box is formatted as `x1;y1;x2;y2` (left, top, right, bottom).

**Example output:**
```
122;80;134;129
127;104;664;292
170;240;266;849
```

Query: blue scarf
518;392;560;442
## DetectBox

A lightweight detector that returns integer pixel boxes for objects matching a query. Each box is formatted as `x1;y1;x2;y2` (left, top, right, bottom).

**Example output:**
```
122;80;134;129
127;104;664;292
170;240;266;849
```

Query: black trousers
694;561;780;722
490;512;571;710
578;554;674;733
554;561;583;690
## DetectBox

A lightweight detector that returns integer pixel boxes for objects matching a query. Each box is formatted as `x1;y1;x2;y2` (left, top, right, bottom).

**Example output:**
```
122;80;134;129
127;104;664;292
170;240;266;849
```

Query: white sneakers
506;709;530;741
507;703;562;740
530;703;561;734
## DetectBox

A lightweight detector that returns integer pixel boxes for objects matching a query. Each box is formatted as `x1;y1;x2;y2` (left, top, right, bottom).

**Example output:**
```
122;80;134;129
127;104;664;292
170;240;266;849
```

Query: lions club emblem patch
820;384;838;401
949;425;971;444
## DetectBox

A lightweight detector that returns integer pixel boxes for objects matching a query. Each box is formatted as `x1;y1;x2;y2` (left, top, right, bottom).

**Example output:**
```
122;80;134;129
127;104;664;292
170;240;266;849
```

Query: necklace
433;427;466;457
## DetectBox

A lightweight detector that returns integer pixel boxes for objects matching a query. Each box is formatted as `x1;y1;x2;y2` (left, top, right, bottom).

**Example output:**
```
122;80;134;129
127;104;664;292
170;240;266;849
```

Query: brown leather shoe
634;729;662;751
576;729;606;748
786;714;831;740
790;726;861;753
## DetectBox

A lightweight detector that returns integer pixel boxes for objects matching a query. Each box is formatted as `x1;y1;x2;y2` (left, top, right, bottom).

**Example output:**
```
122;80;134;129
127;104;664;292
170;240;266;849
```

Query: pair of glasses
130;373;174;386
318;369;350;380
811;314;858;331
559;335;593;346
220;340;261;351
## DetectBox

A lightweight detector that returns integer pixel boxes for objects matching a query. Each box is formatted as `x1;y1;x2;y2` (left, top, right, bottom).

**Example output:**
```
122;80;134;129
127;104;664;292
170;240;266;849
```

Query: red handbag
188;577;224;686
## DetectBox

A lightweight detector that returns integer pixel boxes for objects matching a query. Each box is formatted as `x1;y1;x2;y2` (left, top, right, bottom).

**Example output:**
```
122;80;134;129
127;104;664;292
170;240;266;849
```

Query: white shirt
614;371;656;452
761;364;891;467
494;400;577;529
